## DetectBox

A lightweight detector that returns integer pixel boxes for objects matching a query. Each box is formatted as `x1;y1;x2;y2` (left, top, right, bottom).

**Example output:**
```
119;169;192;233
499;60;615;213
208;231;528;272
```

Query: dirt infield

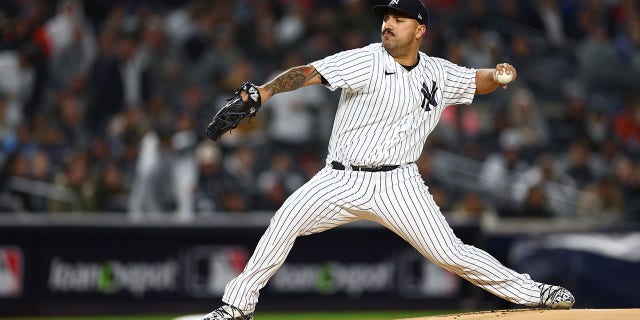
400;308;640;320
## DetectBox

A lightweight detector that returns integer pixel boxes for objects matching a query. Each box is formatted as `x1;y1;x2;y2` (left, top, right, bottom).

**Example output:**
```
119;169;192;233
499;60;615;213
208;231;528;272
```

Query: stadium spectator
613;156;640;223
220;144;258;211
193;141;224;214
49;152;95;212
613;95;640;154
86;23;150;138
256;151;305;211
128;125;178;217
140;14;184;104
557;139;597;189
451;191;497;223
0;46;36;130
478;129;529;216
94;162;128;213
535;0;567;49
513;153;577;217
576;177;626;223
520;184;553;218
45;0;97;90
505;87;549;154
55;95;90;150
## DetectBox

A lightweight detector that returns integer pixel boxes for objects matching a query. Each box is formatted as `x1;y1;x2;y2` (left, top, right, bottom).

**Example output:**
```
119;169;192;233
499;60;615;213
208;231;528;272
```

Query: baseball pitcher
203;1;574;319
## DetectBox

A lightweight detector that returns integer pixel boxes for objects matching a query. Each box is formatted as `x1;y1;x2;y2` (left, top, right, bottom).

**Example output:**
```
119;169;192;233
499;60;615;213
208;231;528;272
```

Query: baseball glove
206;82;262;141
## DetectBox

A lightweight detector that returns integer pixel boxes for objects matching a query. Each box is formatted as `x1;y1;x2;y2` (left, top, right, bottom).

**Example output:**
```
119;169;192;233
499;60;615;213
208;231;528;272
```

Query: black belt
331;161;399;172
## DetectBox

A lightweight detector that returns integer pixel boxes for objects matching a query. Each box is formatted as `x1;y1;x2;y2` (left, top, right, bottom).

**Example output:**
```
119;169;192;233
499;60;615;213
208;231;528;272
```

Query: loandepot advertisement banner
267;249;460;298
270;260;395;296
0;222;480;315
41;245;252;300
48;258;179;297
181;246;460;299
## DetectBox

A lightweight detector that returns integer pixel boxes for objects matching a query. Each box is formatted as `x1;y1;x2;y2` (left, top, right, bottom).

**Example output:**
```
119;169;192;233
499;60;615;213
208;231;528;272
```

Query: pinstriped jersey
311;43;476;166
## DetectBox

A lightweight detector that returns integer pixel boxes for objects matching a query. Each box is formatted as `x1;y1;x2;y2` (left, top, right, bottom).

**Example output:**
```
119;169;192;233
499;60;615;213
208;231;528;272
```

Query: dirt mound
400;308;639;320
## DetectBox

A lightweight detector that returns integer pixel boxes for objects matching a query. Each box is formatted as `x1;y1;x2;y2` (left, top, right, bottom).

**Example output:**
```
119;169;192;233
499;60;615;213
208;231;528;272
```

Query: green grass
0;310;457;320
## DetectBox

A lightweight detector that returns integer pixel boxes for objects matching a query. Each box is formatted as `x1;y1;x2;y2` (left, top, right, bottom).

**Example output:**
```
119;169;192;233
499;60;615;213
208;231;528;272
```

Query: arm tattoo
263;65;320;97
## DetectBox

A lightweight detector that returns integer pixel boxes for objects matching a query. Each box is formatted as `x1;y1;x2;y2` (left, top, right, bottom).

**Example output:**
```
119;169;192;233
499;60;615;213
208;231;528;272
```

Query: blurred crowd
0;0;639;225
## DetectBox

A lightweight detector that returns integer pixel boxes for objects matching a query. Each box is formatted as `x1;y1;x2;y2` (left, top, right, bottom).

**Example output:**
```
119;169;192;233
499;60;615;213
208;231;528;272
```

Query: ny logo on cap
389;0;399;5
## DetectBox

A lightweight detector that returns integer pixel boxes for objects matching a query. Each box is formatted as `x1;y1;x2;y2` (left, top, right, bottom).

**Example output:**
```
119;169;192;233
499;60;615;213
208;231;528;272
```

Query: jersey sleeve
310;47;372;92
438;58;477;106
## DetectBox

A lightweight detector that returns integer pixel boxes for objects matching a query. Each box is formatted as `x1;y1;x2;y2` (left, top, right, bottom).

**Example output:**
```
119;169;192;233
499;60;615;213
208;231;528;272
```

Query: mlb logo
184;246;248;297
0;247;23;297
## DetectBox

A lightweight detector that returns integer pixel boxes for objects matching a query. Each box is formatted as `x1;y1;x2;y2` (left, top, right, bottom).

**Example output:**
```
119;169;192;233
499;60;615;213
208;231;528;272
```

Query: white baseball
495;71;514;85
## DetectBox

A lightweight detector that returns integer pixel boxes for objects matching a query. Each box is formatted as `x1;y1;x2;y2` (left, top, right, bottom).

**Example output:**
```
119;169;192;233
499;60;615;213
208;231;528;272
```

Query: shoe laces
539;284;568;305
539;285;554;304
208;305;248;319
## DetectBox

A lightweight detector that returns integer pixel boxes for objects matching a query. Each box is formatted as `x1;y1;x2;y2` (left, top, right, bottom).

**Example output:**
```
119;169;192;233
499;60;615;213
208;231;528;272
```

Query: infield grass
0;310;456;320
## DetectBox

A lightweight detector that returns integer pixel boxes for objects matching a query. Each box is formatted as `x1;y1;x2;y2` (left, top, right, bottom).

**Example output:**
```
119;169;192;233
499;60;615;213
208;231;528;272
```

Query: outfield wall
0;214;637;315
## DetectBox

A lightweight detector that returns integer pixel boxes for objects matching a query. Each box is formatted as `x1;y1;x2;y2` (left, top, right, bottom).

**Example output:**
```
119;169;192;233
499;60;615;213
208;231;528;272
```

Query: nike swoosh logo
384;71;395;75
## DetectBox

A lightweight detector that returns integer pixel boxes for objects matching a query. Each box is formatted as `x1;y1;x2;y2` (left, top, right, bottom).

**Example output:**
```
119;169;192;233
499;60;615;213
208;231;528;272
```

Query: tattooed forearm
262;65;321;98
263;68;305;97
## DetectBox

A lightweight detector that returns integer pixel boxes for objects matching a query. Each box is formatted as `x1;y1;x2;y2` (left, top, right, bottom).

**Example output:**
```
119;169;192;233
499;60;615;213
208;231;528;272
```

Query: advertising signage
0;221;479;315
0;247;23;298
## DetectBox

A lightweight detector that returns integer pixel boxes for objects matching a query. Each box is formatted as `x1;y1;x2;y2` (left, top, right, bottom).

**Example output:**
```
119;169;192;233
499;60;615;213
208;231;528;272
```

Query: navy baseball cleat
537;283;575;309
201;305;254;320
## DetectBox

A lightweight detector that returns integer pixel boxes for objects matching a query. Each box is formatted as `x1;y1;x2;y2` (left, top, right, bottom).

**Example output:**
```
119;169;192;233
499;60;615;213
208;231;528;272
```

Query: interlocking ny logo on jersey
420;81;438;111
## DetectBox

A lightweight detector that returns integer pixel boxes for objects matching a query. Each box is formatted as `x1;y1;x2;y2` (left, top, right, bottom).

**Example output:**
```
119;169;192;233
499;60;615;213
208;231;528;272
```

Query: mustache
382;29;394;36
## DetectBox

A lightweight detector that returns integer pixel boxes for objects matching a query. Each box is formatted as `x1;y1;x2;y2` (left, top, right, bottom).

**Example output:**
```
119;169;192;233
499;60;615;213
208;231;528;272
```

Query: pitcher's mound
400;308;640;320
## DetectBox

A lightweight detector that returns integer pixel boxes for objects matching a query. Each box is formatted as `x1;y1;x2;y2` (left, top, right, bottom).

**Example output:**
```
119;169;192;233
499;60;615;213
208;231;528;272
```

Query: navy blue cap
372;0;429;26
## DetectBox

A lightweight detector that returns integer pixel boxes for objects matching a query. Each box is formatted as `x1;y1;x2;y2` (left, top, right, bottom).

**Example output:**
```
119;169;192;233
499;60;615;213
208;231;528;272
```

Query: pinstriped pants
222;164;541;311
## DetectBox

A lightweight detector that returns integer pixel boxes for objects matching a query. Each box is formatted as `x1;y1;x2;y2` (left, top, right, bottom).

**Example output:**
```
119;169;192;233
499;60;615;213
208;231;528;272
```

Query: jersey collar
380;43;422;75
